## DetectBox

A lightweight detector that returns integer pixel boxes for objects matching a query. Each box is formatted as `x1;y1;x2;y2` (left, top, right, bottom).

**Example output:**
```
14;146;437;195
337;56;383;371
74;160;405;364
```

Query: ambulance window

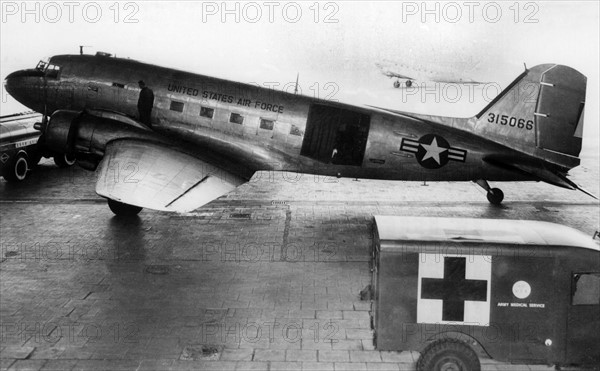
200;106;214;119
230;113;244;125
572;273;600;305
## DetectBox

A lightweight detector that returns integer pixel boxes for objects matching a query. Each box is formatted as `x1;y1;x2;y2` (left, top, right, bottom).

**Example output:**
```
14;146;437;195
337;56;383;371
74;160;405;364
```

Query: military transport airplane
4;52;595;216
376;60;489;88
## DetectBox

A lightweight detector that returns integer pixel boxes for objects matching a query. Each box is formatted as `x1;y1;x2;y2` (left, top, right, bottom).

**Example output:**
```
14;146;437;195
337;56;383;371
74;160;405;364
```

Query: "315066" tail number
488;113;533;130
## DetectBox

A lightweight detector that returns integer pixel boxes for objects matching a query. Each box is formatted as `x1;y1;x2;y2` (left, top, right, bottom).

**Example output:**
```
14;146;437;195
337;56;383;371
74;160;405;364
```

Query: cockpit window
35;60;60;78
45;64;60;78
35;60;47;71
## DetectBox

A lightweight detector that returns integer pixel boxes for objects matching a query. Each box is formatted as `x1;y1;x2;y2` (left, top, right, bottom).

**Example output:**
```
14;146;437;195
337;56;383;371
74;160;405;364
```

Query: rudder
476;64;587;169
535;65;586;157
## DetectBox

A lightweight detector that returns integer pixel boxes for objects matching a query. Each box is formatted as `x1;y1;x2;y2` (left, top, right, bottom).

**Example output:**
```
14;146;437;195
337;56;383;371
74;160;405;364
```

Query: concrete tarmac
1;149;598;371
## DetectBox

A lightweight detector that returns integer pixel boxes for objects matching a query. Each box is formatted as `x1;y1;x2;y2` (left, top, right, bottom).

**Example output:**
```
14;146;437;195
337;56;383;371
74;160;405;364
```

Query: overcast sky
1;1;598;147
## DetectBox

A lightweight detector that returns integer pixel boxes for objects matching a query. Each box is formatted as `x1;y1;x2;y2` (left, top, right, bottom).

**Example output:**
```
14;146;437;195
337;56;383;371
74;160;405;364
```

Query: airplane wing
381;71;415;80
43;109;248;213
429;77;490;84
375;62;489;84
95;139;246;212
375;63;415;80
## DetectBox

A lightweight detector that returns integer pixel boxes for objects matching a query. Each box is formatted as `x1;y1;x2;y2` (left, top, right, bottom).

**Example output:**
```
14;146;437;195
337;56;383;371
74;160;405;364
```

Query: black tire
406;80;413;87
393;80;401;88
107;199;143;216
54;153;76;168
3;152;29;182
486;188;504;205
417;339;481;371
29;150;42;167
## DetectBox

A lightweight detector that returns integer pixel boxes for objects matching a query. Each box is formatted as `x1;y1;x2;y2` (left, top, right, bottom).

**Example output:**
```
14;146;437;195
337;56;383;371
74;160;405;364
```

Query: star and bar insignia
400;134;467;169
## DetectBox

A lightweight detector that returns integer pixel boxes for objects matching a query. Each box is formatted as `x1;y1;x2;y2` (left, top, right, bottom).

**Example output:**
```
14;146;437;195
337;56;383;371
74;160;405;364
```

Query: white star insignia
420;137;447;165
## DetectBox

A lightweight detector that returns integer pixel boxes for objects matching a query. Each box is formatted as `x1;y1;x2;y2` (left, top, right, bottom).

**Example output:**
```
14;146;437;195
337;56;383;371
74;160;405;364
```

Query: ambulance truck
372;216;600;370
1;112;75;182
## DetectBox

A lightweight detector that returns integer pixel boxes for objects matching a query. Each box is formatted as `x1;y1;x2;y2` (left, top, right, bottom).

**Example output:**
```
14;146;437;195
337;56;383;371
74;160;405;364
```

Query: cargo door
301;104;370;166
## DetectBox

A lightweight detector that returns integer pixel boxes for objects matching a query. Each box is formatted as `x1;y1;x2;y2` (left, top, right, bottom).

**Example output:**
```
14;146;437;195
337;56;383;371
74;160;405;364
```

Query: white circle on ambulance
512;280;531;299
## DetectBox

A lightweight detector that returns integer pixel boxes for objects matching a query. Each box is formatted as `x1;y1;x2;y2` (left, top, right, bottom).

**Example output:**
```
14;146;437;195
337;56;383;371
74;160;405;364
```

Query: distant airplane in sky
376;59;490;87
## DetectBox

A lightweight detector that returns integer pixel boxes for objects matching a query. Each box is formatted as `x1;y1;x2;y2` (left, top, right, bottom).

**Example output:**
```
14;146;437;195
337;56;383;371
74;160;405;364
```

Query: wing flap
95;139;246;212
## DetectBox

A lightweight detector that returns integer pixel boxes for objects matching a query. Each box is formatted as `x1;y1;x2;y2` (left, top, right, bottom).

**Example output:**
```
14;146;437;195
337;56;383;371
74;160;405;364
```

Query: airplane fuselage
5;53;539;183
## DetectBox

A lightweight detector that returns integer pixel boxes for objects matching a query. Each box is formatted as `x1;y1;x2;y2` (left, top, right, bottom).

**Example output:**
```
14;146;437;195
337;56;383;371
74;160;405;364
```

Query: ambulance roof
374;216;599;252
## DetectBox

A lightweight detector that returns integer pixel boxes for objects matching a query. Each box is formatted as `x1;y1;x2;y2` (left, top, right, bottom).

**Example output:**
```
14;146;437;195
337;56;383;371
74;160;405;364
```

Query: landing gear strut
474;179;504;205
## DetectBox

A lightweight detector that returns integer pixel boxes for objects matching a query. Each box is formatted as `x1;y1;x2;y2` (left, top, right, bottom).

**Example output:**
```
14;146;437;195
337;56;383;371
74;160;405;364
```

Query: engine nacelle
44;109;159;169
43;110;79;154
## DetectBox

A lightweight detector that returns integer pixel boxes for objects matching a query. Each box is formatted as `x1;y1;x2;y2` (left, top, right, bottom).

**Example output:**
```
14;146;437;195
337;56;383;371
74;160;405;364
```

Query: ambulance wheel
486;188;504;205
54;153;76;168
3;153;29;182
393;80;401;88
107;199;142;216
417;339;480;371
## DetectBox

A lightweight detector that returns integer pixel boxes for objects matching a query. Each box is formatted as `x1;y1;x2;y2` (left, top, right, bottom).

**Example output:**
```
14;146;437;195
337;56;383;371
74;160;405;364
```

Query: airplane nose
4;71;19;97
4;68;45;111
5;68;43;91
6;69;44;79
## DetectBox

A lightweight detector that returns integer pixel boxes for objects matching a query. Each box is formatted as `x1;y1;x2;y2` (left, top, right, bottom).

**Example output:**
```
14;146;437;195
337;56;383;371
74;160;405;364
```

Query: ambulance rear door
567;271;600;364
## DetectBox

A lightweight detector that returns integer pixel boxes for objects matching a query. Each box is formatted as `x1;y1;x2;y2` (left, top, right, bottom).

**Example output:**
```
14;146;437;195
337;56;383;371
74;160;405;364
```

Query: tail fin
476;64;587;170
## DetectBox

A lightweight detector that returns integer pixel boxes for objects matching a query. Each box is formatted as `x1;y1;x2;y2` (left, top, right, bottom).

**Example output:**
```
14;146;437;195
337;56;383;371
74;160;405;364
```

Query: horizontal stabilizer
95;139;246;212
552;171;599;200
486;157;598;200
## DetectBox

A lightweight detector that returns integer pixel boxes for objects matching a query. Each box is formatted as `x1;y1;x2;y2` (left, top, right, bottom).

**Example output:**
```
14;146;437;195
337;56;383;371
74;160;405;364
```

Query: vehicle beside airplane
372;216;600;371
0;111;75;182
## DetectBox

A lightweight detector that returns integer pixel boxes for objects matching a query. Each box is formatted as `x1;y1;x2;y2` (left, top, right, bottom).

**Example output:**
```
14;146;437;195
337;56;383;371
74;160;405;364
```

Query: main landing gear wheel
3;153;29;182
486;188;504;205
474;179;504;205
393;80;401;88
54;153;76;168
417;338;481;371
107;199;143;216
406;79;413;87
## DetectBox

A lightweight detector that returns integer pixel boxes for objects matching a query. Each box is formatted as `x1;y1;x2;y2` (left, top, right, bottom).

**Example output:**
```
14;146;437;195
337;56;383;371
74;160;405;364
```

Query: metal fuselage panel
19;55;531;181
